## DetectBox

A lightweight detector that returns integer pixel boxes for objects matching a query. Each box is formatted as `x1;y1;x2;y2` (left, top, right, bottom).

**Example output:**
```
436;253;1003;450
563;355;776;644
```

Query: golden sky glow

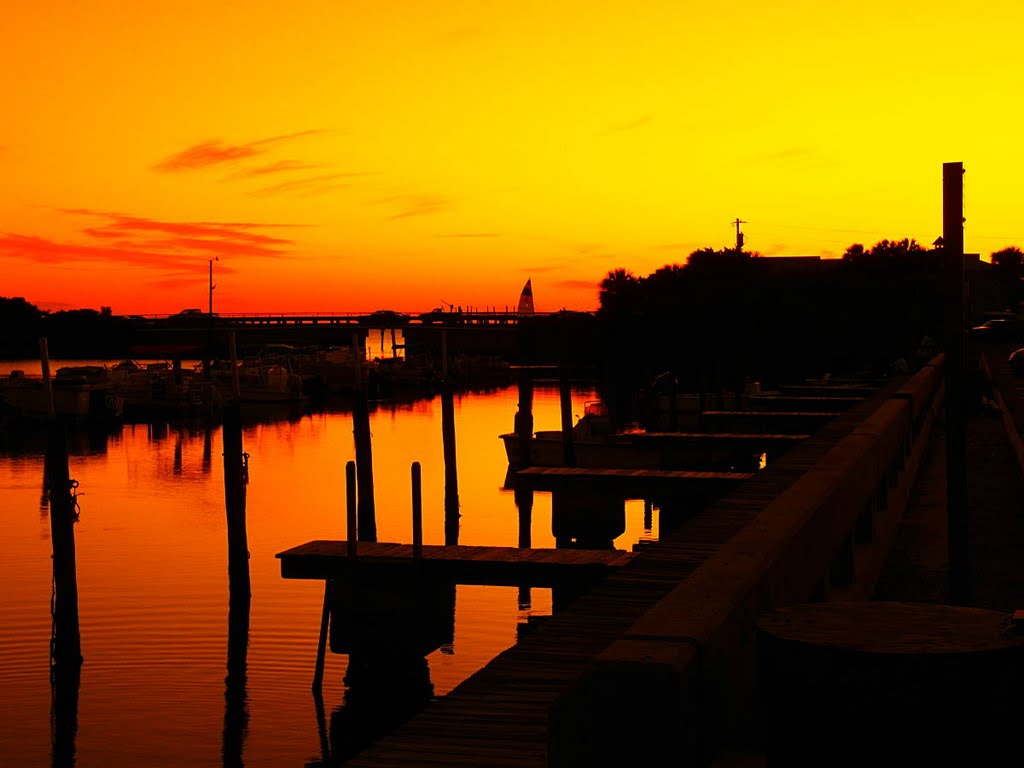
3;1;1023;314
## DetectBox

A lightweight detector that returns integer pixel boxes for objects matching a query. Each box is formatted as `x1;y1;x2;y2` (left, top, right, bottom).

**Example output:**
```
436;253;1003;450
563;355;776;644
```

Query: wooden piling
412;462;423;561
228;331;241;400
346;460;358;559
222;400;250;600
351;332;377;542
515;482;533;550
559;368;576;467
42;338;83;677
441;384;460;545
40;338;55;417
515;371;534;468
313;460;358;692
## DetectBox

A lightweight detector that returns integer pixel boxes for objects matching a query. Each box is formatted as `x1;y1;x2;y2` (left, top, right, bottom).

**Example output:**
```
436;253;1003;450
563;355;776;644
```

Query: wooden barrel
756;602;1024;766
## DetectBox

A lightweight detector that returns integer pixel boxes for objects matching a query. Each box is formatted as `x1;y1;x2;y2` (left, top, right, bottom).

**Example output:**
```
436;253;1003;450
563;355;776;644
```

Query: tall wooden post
411;462;423;561
943;161;968;604
559;367;576;467
351;331;377;542
222;404;250;601
440;331;460;545
42;339;82;675
515;370;534;467
42;337;83;767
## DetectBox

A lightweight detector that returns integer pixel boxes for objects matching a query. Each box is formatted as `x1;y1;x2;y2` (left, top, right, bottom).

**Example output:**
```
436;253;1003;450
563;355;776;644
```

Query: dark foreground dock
277;540;634;587
281;351;1024;766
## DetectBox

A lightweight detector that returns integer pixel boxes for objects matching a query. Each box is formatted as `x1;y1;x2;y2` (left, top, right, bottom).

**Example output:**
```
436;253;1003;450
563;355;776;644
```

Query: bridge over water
127;309;598;361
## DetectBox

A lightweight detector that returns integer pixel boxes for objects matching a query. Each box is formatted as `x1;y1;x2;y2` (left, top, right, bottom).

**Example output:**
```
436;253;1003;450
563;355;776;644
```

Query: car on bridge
361;310;409;327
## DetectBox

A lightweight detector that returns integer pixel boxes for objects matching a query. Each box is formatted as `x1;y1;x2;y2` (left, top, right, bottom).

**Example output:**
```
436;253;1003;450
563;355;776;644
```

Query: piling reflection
50;656;80;768
222;589;250;768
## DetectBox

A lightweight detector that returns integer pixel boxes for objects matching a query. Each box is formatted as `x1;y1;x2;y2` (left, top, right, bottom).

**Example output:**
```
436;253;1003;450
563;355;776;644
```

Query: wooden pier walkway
337;383;901;767
277;540;634;588
699;409;840;433
514;467;755;499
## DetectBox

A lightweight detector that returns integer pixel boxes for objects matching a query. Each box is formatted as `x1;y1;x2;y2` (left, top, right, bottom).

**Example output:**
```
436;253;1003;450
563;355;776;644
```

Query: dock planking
277;540;635;588
329;379;909;766
515;466;754;496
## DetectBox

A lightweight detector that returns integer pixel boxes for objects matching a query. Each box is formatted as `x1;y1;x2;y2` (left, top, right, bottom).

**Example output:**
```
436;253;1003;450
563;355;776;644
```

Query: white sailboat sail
517;278;534;314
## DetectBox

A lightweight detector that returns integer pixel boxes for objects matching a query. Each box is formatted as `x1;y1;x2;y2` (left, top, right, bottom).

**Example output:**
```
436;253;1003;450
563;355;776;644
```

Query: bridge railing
549;354;946;767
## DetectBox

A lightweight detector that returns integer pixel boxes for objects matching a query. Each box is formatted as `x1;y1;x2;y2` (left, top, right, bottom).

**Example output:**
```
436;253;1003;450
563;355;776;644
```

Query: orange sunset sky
3;2;1022;315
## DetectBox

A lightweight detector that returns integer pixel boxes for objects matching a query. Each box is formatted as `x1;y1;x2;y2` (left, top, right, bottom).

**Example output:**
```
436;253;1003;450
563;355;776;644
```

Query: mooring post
559;366;576;467
441;383;460;545
313;461;358;692
346;460;358;559
515;482;534;550
222;403;250;598
438;330;460;544
222;332;250;602
40;337;55;417
515;370;534;468
41;338;83;676
351;332;377;542
411;462;423;561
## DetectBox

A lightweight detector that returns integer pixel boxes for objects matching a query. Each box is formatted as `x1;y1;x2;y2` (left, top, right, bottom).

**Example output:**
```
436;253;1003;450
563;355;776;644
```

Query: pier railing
548;354;945;766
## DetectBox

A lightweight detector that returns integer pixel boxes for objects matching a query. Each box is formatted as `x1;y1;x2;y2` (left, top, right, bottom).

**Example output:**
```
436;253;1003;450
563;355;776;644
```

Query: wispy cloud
153;130;323;172
434;232;500;239
377;194;451;220
250;172;372;198
224;160;324;180
0;210;296;270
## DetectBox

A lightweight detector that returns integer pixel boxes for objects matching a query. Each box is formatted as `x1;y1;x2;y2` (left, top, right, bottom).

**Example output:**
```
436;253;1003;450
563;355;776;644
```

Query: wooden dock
742;395;868;412
277;540;635;588
328;380;904;767
514;466;755;499
699;409;840;433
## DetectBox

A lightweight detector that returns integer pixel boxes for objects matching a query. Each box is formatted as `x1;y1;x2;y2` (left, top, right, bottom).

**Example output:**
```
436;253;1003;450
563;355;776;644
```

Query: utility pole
733;218;747;252
942;161;967;605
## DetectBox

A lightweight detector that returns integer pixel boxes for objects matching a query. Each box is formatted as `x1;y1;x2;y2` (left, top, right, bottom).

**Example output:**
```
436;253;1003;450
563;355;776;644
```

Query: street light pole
208;257;218;315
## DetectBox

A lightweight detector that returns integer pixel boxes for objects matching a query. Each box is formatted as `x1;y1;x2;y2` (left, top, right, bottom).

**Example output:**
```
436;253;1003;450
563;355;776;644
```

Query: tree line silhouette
595;239;1023;425
0;299;136;358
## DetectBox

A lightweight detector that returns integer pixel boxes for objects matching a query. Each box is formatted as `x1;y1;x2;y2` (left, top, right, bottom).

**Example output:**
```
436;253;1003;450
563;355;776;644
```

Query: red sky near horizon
3;2;1023;315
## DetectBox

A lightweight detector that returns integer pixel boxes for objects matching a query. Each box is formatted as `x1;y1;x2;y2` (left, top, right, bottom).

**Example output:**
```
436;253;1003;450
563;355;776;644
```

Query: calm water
0;360;656;767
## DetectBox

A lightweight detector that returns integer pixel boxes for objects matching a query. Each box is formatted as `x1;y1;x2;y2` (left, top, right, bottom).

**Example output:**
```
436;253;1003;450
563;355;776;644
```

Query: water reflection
223;590;251;768
306;580;455;765
2;372;632;767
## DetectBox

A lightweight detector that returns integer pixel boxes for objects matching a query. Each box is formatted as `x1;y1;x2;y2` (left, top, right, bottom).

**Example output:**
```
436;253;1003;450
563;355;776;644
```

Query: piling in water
222;401;250;600
515;371;534;468
351;332;377;542
559;367;576;467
